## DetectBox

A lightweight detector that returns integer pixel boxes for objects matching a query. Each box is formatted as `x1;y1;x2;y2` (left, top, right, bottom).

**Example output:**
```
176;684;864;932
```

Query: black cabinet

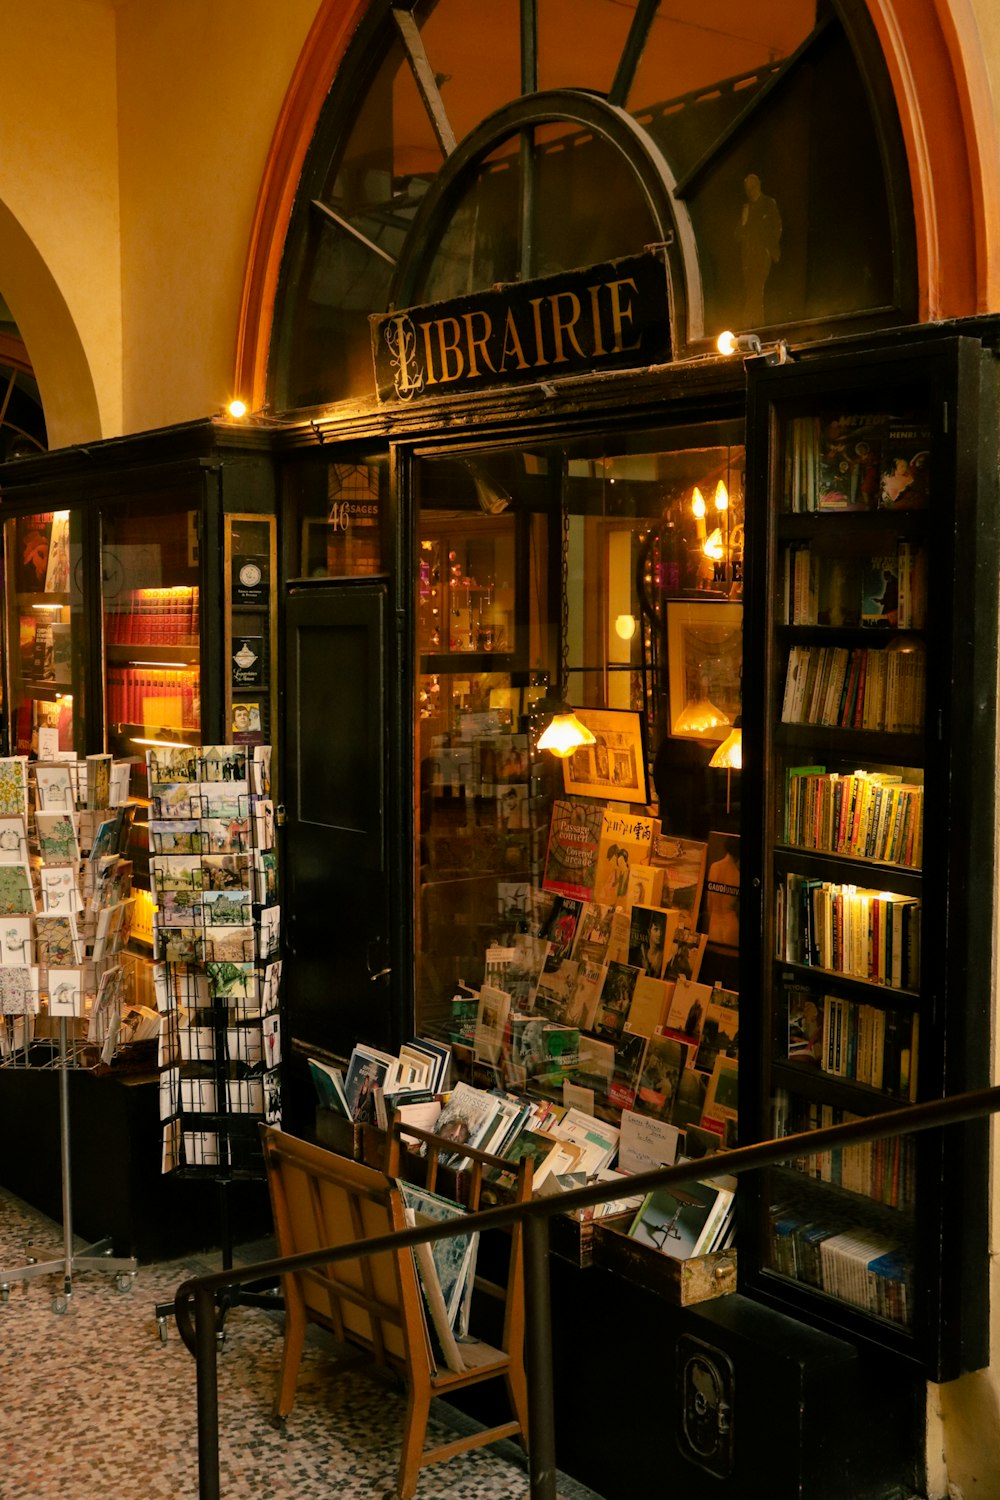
739;337;998;1379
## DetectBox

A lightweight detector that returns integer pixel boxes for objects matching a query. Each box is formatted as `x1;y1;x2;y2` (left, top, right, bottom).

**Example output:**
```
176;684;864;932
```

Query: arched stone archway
233;0;1000;408
0;198;102;448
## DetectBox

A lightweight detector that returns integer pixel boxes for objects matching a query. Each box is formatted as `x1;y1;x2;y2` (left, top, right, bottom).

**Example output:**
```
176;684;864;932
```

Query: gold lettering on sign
606;277;641;353
587;285;608;358
436;317;465;381
500;308;529;371
418;321;438;386
462;310;496;379
548;291;586;364
529;297;548;366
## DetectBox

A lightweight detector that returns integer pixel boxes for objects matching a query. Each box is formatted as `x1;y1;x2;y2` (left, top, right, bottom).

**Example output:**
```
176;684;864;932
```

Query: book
628;1177;734;1259
878;419;930;509
647;835;708;923
861;556;899;627
308;1056;351;1117
618;1109;682;1175
626;904;678;979
702;832;740;949
541;799;604;899
593;809;655;908
634;1034;689;1120
592;959;641;1041
815;414;883;511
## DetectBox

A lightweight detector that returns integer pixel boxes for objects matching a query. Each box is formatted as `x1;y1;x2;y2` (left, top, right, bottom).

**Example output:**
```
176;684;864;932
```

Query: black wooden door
283;581;393;1084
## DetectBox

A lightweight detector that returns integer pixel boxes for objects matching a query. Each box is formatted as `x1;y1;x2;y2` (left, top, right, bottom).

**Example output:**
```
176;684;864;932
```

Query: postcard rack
0;753;140;1312
147;742;282;1339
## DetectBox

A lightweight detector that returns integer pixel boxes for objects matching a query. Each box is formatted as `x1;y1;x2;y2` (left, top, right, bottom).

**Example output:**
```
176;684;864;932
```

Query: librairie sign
371;252;671;403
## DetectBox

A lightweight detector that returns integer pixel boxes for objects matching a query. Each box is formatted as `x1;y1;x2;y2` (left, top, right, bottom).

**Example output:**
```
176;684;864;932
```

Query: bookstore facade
1;2;1000;1497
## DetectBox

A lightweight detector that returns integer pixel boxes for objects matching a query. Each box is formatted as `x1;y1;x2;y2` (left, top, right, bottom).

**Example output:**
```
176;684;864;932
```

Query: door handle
370;967;391;983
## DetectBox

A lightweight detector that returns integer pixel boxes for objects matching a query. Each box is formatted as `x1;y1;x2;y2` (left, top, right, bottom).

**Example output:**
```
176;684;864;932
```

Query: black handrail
175;1084;1000;1500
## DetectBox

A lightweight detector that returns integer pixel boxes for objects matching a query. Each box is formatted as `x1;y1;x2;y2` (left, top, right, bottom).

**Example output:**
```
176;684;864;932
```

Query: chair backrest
261;1125;424;1370
260;1121;533;1375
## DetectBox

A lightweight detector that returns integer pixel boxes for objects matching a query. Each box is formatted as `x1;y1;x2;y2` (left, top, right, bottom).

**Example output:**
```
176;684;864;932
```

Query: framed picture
666;601;743;742
561;707;649;805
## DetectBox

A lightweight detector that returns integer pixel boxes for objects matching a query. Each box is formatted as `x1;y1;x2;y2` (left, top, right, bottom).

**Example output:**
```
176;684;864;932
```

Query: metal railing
174;1083;1000;1500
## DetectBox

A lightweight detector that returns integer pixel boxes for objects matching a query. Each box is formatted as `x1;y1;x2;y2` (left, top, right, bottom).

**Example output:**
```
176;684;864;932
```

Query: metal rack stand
0;1018;137;1313
154;1171;281;1342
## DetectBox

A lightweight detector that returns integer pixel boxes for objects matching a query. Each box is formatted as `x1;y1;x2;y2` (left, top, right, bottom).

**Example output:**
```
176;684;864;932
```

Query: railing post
524;1213;558;1500
194;1283;222;1500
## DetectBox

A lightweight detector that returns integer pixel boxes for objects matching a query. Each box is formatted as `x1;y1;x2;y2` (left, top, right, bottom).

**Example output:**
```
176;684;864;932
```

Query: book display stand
146;743;282;1340
0;754;140;1312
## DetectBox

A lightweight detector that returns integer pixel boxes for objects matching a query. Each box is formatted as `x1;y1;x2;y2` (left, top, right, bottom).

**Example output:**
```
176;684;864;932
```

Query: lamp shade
709;725;743;770
537;711;597;758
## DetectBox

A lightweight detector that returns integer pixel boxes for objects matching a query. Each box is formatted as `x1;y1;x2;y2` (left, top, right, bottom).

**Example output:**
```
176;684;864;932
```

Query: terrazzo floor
0;1187;603;1500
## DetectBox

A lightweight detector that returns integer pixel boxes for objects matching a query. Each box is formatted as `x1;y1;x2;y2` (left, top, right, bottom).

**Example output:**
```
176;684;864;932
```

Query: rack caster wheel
0;1284;10;1303
115;1273;135;1294
157;1317;169;1344
52;1295;68;1315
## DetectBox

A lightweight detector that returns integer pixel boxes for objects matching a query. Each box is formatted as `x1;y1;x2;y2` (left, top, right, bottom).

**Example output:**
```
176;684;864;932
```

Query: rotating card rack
147;743;282;1340
0;755;138;1313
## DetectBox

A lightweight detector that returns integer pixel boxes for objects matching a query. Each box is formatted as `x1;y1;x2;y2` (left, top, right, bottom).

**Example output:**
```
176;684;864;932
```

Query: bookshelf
740;338;998;1380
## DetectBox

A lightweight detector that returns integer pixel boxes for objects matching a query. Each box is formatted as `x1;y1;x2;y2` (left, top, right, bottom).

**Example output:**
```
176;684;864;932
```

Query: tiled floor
0;1186;602;1500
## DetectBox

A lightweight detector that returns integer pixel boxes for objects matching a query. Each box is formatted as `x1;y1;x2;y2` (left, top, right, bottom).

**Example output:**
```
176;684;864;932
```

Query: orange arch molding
234;0;1000;405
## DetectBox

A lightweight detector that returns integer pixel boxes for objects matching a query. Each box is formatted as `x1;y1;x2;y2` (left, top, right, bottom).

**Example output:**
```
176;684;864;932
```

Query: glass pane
537;0;634;94
416;124;661;302
414;421;745;1056
766;1092;915;1328
5;510;84;757
629;1;815;112
101;502;201;789
286;457;388;579
416;0;520;140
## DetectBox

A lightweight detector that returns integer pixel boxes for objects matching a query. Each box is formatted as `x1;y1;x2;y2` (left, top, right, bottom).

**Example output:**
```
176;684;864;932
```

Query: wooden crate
550;1207;636;1268
591;1217;736;1305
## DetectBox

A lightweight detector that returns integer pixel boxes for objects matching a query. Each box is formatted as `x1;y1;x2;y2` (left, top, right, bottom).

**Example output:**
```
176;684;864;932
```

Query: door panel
284;582;391;1068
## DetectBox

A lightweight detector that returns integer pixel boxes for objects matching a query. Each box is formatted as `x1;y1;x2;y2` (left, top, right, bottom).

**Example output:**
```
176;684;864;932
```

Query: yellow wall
0;0;318;445
114;0;318;434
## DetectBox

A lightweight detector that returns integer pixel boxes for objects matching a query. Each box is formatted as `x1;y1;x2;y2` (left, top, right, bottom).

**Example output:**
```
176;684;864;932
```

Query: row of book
780;541;926;628
777;874;921;990
783;767;923;869
768;1202;911;1326
103;587;200;645
777;1093;916;1210
788;986;919;1100
781;642;925;734
782;412;930;514
106;666;200;731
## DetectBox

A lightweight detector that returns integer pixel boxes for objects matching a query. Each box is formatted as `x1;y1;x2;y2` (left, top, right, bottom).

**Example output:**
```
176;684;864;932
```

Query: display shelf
741;338;997;1380
106;644;200;665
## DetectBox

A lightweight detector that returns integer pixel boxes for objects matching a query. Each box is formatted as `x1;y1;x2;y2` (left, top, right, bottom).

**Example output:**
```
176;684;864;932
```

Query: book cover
815;414;883;511
607;1030;649;1112
626;905;678;979
593;808;655;908
702;832;741;949
647;835;708;922
634;1034;689;1120
878;419;930;509
661;924;708;985
15;514;52;594
570;901;615;965
861;556;899;626
627;1178;729;1259
592;959;641;1041
542;800;604;900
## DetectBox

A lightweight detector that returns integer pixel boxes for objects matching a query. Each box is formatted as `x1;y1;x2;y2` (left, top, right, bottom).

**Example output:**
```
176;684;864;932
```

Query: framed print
666;601;743;742
561;708;649;805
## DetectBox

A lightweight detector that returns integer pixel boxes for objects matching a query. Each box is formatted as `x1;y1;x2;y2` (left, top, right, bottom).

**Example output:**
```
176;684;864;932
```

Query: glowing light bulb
227;399;248;419
703;528;724;561
714;481;729;512
716;330;738;356
691;487;706;520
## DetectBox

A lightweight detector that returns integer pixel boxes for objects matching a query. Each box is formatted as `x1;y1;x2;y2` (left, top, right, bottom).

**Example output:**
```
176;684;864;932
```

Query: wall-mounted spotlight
716;330;792;366
226;399;248;419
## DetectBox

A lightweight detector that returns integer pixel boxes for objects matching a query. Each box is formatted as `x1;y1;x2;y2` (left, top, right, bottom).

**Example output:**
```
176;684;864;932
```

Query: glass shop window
414;421;745;1072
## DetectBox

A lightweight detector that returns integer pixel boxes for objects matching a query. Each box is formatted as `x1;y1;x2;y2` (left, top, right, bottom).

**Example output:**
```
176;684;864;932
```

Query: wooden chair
259;1123;531;1499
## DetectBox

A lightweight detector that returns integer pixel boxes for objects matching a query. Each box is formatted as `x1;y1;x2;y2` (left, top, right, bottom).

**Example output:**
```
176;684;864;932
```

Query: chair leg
396;1379;432;1500
505;1359;530;1448
274;1285;308;1420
